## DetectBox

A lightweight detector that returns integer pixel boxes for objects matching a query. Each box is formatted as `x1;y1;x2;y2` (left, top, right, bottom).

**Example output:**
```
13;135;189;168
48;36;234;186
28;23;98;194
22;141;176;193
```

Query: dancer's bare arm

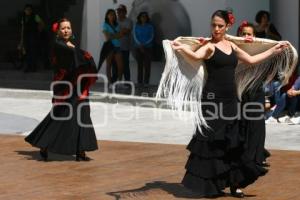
231;41;289;65
172;41;214;60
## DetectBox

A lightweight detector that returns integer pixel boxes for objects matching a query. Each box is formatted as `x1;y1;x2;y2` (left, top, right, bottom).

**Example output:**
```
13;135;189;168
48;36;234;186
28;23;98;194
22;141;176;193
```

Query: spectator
116;4;133;84
237;20;256;38
265;73;300;124
102;9;124;86
25;18;98;161
237;20;271;167
284;76;300;124
265;80;287;123
21;4;45;72
133;11;154;86
254;10;281;40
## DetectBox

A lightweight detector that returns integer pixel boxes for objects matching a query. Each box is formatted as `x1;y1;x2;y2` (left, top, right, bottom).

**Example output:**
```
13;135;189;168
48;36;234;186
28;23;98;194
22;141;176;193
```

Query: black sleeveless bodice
203;46;238;99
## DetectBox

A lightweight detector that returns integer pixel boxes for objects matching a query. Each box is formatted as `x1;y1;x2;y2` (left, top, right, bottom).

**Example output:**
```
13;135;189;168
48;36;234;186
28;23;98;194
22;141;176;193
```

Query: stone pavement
0;135;300;200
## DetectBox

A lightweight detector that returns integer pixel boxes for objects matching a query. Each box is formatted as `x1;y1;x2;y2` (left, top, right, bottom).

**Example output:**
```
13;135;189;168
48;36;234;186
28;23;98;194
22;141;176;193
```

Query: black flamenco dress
181;47;268;196
25;39;98;155
240;87;271;166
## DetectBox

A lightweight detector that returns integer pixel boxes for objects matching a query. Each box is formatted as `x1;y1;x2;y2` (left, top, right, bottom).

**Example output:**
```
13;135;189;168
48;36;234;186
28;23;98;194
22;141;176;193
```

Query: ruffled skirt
25;97;98;155
182;98;268;197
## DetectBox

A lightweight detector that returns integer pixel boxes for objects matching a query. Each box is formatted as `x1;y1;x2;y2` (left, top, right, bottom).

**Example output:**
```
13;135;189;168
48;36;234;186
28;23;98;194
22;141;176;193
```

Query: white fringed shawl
156;34;298;131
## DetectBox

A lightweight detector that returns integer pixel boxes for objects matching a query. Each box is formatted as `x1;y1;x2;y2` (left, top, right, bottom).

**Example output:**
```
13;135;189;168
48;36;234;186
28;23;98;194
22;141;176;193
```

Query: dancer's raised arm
232;41;289;65
172;40;214;60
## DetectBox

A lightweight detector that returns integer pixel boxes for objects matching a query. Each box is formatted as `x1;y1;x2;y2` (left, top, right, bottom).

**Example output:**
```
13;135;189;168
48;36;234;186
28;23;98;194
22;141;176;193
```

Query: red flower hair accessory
228;12;235;26
238;20;249;34
240;20;249;27
52;22;59;33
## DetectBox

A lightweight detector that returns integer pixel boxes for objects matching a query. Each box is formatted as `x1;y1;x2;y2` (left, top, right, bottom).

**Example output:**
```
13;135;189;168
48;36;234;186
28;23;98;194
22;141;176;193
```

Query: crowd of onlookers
100;4;154;89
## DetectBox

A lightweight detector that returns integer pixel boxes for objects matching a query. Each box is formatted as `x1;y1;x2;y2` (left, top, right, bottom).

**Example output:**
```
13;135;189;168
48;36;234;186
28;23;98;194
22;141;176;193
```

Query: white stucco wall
181;0;269;36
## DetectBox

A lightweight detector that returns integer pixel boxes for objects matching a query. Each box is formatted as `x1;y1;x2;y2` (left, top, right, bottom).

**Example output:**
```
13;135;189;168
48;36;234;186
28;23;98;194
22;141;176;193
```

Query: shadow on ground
107;181;257;199
15;150;76;162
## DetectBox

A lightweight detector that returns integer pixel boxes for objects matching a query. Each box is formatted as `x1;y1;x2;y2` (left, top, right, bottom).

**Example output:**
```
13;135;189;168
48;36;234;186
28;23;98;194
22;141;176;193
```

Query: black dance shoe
76;152;91;162
39;149;48;161
230;187;245;198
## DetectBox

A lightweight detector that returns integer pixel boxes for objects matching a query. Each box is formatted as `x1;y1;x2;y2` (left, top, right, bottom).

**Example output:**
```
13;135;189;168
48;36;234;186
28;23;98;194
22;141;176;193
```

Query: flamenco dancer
157;10;296;198
25;18;98;161
237;21;271;168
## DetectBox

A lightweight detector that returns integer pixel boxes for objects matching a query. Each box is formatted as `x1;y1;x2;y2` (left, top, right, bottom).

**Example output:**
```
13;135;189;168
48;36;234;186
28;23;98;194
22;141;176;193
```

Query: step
0;62;15;69
0;87;168;109
0;69;52;81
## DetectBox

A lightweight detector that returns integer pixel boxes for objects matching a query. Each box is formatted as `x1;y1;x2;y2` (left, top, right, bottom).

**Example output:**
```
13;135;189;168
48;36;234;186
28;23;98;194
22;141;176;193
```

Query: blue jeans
122;50;130;81
265;81;286;118
287;96;300;116
287;77;300;117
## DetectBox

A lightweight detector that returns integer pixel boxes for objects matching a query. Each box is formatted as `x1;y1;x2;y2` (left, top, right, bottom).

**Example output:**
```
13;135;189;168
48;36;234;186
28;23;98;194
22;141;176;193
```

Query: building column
81;0;101;64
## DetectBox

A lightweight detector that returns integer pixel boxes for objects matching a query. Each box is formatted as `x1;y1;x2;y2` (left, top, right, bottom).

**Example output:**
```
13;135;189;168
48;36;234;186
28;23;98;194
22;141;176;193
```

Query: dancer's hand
244;36;254;43
287;88;298;97
66;41;75;48
272;41;289;54
197;37;209;45
171;40;184;51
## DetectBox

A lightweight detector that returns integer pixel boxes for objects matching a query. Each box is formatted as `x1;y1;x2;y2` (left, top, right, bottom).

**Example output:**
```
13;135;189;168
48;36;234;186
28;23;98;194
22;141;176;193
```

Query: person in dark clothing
133;12;154;86
102;9;124;87
255;10;281;41
237;21;271;168
21;4;45;72
117;4;133;83
25;18;98;161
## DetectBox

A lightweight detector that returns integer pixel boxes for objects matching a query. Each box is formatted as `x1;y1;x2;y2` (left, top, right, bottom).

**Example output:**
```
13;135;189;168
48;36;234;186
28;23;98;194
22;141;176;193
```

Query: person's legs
39;30;51;69
114;51;124;81
290;96;300;124
271;93;287;118
76;151;91;161
287;96;299;117
111;60;118;83
143;47;152;84
272;81;282;104
264;83;272;96
106;53;114;83
24;36;37;72
122;50;130;81
293;78;300;90
135;48;144;84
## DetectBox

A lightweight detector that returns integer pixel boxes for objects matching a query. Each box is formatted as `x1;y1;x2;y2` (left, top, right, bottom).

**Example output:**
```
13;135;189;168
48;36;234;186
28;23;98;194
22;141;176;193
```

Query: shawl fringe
156;35;298;132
